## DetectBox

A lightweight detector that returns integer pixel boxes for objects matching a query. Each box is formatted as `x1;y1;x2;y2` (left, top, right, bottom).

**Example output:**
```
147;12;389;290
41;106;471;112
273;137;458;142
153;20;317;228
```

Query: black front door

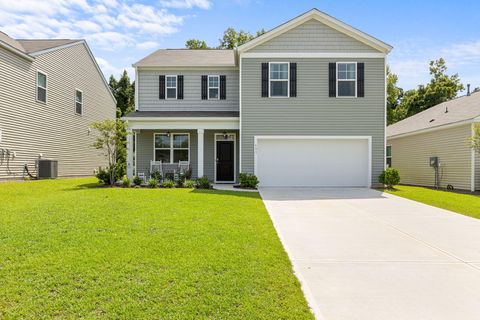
216;140;234;182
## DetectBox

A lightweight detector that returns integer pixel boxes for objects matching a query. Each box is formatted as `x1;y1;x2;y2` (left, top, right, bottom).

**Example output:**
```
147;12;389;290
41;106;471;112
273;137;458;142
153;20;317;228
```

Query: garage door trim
254;135;372;187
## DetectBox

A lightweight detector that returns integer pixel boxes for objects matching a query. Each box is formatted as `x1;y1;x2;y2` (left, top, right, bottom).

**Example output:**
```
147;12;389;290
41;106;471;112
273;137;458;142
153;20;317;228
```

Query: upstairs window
269;62;289;97
337;62;356;97
166;75;177;99
208;75;219;99
75;89;83;115
36;71;47;103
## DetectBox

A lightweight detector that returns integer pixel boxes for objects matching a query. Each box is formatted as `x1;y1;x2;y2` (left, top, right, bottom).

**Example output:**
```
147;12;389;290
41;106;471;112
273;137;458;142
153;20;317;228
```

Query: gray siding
137;68;239;112
387;124;473;190
0;44;116;179
476;150;480;191
135;129;239;182
241;57;386;186
249;19;379;53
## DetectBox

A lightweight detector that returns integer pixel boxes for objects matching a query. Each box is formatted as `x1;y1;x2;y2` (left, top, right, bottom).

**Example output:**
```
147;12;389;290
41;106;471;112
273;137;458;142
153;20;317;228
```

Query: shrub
96;167;122;185
150;170;162;181
196;176;212;189
182;179;196;188
239;173;259;189
379;168;401;189
176;168;193;186
121;176;131;188
147;178;158;188
133;176;143;186
162;179;175;188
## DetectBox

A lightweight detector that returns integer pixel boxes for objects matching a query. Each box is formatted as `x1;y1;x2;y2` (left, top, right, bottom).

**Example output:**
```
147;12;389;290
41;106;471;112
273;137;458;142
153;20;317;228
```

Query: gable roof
17;39;80;54
133;49;235;68
387;91;480;138
237;8;392;54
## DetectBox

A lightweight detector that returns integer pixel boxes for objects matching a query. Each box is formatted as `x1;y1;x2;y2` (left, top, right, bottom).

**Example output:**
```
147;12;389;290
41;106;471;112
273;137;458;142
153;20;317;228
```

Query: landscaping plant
182;179;196;188
196;176;211;189
147;178;158;188
133;176;143;186
121;176;131;188
162;179;175;188
150;170;162;181
239;173;259;189
379;168;401;189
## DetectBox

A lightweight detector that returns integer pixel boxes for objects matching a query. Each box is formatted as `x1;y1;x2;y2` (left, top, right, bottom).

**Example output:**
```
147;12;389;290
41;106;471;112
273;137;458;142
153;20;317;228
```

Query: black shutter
261;62;269;97
159;75;165;99
177;75;184;99
290;62;297;97
357;63;365;97
328;63;336;97
201;75;207;100
220;75;226;100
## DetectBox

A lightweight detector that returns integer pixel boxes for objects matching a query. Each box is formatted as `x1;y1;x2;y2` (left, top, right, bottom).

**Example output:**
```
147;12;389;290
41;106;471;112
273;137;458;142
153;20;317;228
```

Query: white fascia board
28;41;84;56
241;52;386;58
387;119;475;140
0;41;34;61
125;117;240;130
134;65;238;70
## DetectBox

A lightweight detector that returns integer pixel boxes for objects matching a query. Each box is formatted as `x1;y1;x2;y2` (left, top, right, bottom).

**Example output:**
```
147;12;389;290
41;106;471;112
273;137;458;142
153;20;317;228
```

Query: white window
208;75;219;99
269;62;289;97
75;89;83;115
154;133;189;163
166;75;177;99
36;71;47;103
386;145;392;167
337;62;357;97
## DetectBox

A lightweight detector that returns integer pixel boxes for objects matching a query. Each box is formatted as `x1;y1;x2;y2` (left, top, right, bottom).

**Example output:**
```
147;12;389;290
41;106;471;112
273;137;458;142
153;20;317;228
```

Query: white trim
36;69;47;104
237;9;392;54
126;129;134;178
214;133;236;183
268;61;290;98
239;54;243;173
384;58;387;170
153;132;190;164
207;75;220;100
134;67;139;111
197;129;204;178
336;62;357;98
165;75;177;100
471;123;476;192
134;131;138;177
28;41;83;56
74;88;83;115
0;41;34;61
241;52;386;58
253;135;372;188
124;117;239;122
388;119;475;140
134;66;238;70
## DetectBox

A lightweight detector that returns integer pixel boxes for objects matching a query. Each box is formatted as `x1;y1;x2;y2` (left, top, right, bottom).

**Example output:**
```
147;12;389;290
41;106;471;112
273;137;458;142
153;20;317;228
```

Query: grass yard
385;185;480;219
0;178;313;319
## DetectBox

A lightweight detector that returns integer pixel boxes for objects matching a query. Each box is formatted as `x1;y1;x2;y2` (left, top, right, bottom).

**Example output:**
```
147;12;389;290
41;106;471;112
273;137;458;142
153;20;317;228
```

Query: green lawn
385;185;480;219
0;178;313;319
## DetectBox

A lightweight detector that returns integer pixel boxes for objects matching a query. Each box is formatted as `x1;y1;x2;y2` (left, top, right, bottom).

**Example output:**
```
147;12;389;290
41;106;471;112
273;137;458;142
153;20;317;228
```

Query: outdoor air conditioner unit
37;159;58;179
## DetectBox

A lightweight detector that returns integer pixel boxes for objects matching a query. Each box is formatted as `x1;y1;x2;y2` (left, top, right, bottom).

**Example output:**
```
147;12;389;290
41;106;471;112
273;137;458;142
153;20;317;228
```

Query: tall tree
109;70;135;118
218;27;266;49
386;66;403;125
185;39;209;49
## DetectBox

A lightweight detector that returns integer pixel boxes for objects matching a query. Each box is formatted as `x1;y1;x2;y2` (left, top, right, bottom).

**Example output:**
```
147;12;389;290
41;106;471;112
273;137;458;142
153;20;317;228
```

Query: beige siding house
387;91;480;191
0;32;116;180
125;9;392;187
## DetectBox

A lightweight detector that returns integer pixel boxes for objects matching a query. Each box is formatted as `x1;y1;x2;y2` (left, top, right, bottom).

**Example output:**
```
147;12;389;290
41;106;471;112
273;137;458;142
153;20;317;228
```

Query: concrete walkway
260;187;480;320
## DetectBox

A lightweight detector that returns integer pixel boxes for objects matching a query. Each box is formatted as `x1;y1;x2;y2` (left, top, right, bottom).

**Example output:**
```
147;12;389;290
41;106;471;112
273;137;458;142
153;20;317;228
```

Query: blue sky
0;0;479;90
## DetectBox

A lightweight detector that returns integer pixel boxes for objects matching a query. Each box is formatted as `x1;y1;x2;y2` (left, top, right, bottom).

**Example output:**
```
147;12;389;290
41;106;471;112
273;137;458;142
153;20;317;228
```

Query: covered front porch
125;112;239;183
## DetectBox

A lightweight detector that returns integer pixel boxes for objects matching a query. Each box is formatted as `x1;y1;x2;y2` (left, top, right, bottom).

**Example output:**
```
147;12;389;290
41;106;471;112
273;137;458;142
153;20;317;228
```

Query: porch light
223;131;228;139
167;131;171;137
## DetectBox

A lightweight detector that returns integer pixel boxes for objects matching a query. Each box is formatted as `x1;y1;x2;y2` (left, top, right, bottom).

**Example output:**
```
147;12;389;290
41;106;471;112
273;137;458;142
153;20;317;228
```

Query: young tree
185;39;209;49
386;66;404;125
90;119;128;186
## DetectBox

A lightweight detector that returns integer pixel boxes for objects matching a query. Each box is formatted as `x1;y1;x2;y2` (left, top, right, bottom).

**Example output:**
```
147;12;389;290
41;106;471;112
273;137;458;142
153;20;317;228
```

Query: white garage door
255;137;370;187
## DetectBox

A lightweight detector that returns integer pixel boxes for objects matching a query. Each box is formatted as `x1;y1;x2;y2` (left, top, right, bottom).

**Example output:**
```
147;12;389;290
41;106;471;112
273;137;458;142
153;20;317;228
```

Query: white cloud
160;0;211;9
96;56;132;78
87;32;134;50
137;41;160;50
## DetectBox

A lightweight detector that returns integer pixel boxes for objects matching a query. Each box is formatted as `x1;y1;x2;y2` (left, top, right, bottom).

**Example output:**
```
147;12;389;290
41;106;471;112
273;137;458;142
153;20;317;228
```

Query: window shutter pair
159;75;184;99
261;63;297;97
201;75;226;100
328;63;365;97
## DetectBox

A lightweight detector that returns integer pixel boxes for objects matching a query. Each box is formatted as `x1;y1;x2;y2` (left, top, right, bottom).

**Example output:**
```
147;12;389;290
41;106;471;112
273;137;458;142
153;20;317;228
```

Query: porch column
126;129;134;178
197;129;204;178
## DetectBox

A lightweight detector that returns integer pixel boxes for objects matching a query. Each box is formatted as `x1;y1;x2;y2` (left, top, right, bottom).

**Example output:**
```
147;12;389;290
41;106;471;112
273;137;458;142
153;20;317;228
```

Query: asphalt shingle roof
133;49;236;67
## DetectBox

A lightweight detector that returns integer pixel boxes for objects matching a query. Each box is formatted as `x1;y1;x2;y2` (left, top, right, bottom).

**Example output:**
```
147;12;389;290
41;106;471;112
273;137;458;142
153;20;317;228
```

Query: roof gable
238;8;392;54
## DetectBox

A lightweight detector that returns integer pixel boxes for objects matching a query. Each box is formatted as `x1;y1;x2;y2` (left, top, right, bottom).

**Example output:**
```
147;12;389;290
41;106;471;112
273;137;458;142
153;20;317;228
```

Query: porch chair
178;161;190;175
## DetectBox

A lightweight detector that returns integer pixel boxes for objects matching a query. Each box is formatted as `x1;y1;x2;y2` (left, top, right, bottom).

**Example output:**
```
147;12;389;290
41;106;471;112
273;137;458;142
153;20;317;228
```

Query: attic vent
429;119;435;123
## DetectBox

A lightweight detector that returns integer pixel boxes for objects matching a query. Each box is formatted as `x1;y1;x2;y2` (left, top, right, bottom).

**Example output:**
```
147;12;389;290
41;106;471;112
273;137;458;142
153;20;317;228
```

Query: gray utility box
37;159;58;179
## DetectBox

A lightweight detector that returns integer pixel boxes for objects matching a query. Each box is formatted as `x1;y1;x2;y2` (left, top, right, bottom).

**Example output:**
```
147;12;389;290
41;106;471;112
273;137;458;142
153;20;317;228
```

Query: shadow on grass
190;188;261;199
64;182;107;191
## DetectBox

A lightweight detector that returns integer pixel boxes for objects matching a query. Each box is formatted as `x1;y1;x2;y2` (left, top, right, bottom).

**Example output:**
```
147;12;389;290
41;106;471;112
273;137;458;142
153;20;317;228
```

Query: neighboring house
0;32;116;180
125;8;392;187
387;90;480;191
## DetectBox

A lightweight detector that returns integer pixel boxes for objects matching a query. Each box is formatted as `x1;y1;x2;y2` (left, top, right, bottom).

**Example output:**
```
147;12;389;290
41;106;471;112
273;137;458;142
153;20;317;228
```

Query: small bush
150;170;162;181
196;176;212;189
379;168;400;189
147;178;158;188
239;173;259;189
162;179;175;188
182;179;196;188
133;176;143;186
121;176;131;188
176;168;193;186
96;167;122;185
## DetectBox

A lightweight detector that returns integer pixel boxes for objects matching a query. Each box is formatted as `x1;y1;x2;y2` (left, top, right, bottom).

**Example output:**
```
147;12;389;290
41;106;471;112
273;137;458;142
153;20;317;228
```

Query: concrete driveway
260;187;480;320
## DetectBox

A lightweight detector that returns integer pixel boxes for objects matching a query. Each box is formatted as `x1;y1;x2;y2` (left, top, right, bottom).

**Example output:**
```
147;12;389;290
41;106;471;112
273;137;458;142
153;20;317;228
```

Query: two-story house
0;32;116;180
125;8;392;187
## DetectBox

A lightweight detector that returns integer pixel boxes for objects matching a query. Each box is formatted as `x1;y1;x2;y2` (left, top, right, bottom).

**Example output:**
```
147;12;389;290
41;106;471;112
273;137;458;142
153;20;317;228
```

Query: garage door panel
256;138;369;187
